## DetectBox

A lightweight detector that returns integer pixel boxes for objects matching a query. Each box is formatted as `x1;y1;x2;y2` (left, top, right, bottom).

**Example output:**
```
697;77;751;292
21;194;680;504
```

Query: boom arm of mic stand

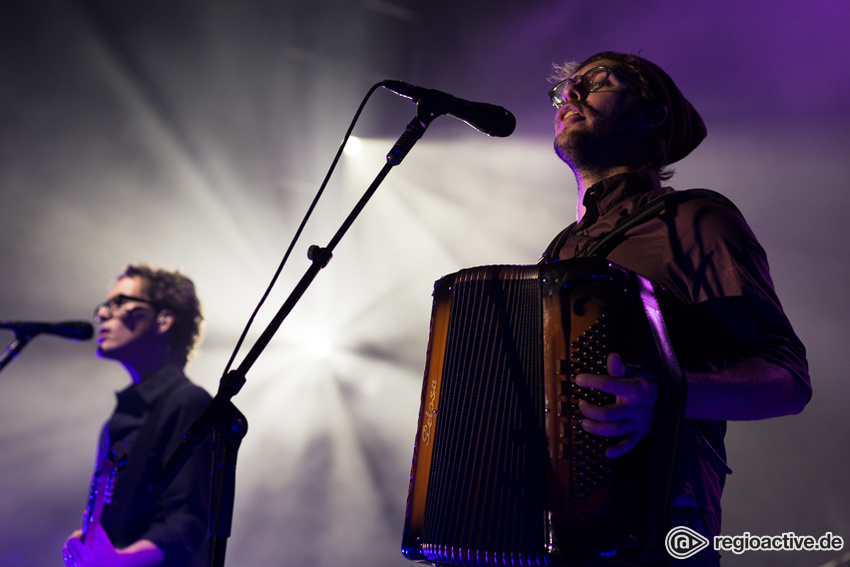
0;333;35;375
152;110;434;567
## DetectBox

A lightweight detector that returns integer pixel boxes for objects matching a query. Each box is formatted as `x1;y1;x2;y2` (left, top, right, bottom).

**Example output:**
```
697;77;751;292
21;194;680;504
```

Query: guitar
81;448;126;544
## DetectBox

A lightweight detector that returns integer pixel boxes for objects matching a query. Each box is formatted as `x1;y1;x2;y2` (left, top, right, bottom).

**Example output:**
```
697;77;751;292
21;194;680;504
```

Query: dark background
2;1;848;566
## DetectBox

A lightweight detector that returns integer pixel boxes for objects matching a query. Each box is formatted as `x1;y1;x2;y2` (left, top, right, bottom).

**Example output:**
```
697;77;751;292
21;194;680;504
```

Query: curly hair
120;264;204;366
551;51;674;180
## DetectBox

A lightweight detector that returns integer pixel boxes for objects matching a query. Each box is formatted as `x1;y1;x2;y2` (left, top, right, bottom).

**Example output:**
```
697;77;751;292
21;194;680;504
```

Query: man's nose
94;304;112;323
562;81;588;102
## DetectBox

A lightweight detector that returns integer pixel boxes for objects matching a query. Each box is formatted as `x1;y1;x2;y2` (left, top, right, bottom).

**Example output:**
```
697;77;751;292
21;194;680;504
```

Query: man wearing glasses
543;52;810;565
63;265;213;567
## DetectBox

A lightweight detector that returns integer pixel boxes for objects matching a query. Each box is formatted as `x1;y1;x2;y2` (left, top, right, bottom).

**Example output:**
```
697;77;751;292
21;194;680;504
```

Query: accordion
402;258;685;567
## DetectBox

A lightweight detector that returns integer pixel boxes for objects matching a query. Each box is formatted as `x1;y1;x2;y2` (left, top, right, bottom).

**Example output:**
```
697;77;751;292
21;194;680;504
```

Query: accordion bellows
402;258;685;567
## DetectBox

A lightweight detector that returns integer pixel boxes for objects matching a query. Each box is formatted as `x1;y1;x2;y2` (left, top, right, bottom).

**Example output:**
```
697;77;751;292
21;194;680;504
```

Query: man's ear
643;104;669;130
155;309;176;335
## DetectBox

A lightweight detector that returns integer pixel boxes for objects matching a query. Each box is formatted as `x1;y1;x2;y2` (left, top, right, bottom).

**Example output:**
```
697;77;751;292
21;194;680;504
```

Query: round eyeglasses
93;294;159;322
548;66;615;108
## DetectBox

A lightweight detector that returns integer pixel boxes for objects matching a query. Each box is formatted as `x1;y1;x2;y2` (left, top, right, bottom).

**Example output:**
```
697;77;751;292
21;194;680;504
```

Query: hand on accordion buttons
575;352;658;459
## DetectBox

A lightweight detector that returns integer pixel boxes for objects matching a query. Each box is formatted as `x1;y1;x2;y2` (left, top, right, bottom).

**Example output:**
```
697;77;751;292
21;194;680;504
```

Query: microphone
0;320;94;340
381;80;516;138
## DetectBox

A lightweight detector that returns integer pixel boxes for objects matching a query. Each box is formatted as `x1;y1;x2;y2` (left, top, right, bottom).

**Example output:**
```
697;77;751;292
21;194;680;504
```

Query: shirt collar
581;169;663;222
114;363;185;412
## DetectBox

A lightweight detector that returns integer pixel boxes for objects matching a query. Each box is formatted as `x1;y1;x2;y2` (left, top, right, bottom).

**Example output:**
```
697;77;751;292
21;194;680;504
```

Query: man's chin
96;345;117;360
554;138;580;168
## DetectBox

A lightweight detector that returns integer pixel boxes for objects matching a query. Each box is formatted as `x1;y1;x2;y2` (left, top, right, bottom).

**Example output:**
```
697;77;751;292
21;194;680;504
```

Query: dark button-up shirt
97;363;213;567
549;170;810;542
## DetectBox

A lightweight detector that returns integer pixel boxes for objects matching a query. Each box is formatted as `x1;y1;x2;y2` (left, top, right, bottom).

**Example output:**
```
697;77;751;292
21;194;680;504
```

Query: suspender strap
542;188;739;262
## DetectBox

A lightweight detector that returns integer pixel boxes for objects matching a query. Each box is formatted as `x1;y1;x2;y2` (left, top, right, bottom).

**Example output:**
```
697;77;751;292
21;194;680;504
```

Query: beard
554;126;609;169
554;102;647;173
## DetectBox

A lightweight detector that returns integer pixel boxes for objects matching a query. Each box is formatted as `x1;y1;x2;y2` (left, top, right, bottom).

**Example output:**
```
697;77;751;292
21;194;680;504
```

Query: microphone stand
153;103;438;567
0;332;36;374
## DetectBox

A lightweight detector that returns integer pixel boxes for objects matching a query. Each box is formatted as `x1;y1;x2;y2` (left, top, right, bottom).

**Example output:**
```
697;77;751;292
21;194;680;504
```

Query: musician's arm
138;385;214;563
115;539;165;566
683;354;809;421
668;198;812;420
581;197;811;455
63;524;164;567
577;314;811;458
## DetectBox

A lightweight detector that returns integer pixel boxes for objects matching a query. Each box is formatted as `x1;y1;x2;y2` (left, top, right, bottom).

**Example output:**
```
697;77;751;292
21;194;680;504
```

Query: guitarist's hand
63;524;118;566
63;524;163;566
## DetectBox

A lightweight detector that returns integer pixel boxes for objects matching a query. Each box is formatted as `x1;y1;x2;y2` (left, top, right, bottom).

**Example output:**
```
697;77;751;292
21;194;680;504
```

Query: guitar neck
81;452;123;544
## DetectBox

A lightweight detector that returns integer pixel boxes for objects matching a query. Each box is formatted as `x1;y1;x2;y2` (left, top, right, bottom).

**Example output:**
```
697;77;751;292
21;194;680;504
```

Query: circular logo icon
665;525;710;560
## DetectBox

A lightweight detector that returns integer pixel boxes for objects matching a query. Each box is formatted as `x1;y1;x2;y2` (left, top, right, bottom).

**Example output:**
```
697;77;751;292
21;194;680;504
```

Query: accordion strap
636;274;686;564
542;188;739;263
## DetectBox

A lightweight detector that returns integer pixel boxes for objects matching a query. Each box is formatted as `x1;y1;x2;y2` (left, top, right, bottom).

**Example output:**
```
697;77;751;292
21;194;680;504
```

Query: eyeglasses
548;66;616;108
94;294;159;322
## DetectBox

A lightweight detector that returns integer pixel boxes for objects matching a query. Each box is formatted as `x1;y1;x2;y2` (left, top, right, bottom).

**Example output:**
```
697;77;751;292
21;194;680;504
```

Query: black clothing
547;170;811;564
97;363;213;567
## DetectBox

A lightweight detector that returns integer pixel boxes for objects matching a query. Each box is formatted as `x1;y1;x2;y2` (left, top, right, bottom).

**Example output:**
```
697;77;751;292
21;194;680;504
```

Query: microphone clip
387;112;435;166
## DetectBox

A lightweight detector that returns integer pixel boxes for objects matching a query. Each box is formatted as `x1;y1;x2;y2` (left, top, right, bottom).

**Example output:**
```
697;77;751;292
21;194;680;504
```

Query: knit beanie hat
577;52;707;165
631;54;706;164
